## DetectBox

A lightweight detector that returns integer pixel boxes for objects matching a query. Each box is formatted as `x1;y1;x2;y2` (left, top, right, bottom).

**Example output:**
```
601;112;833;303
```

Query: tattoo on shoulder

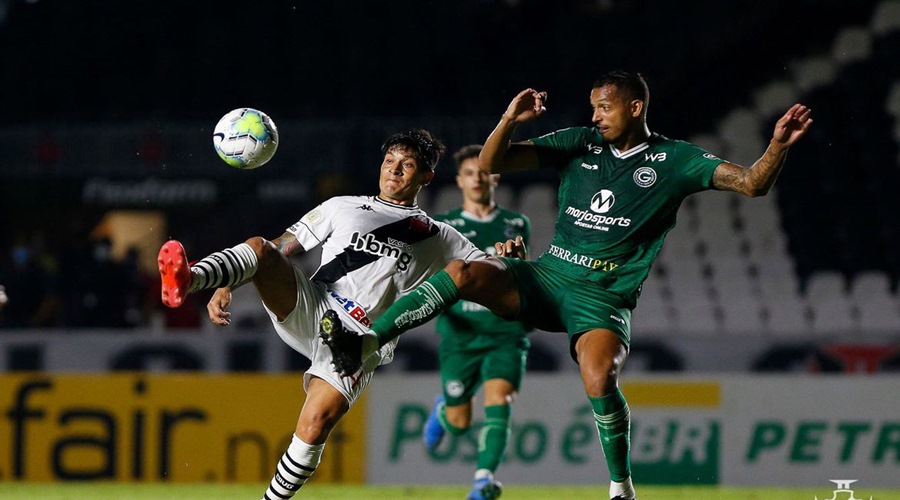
712;163;743;191
274;233;302;256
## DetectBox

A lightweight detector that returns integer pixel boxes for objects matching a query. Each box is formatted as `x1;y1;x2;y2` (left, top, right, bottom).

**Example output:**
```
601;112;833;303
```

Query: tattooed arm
270;231;306;257
712;103;813;197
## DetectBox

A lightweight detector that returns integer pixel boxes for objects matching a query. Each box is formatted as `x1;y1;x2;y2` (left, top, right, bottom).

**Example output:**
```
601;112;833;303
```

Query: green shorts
499;257;632;357
438;337;529;406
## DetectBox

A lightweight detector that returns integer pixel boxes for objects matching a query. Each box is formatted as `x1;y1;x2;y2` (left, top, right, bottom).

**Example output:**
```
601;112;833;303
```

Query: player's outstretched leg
158;240;191;308
423;395;446;450
467;472;502;500
318;310;363;375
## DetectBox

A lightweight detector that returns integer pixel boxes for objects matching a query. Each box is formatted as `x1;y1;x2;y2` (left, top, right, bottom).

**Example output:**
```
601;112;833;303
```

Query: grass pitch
1;484;898;499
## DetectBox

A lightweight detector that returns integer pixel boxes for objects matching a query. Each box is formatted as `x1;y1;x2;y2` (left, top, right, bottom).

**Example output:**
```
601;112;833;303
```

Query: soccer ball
212;108;279;169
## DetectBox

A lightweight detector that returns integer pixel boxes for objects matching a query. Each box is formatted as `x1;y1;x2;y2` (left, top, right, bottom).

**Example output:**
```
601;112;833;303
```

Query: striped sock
189;243;258;293
262;434;323;500
590;389;632;482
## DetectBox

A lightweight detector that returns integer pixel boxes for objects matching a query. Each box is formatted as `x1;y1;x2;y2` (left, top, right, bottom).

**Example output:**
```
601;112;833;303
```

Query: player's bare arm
480;88;548;174
712;103;813;197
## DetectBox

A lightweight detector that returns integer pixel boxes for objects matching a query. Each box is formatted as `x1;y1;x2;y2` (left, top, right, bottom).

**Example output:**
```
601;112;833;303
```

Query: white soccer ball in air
212;108;279;169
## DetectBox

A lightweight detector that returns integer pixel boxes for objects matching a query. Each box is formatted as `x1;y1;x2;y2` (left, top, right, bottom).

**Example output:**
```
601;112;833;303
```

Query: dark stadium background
0;0;897;374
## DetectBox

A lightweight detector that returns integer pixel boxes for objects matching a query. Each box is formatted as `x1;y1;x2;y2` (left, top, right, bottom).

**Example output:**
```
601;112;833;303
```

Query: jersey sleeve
529;127;591;171
286;197;339;251
438;222;490;263
673;140;724;193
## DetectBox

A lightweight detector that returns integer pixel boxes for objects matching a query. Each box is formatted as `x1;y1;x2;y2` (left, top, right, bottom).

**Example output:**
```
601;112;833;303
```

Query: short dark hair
451;144;483;171
380;129;447;171
593;70;650;109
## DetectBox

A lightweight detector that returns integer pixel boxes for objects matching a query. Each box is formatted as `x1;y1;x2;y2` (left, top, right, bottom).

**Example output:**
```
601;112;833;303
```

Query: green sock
371;270;459;347
477;404;511;473
589;389;632;482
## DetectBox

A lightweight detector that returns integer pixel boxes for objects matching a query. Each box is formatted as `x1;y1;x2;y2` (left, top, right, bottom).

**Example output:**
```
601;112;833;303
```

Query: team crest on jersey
445;380;465;398
409;216;432;234
633;167;657;188
304;208;323;224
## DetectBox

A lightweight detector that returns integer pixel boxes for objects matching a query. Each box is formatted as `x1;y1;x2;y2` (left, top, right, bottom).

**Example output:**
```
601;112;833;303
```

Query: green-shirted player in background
320;70;813;500
423;144;532;500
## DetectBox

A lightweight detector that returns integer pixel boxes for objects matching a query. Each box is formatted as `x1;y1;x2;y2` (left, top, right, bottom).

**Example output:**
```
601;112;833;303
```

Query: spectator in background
62;237;131;328
0;237;61;328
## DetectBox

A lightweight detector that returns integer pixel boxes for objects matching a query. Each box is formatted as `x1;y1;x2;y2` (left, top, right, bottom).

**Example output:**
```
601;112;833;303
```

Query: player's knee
444;259;470;285
244;236;268;256
248;237;282;268
296;410;341;443
580;357;621;396
445;413;471;434
449;259;506;296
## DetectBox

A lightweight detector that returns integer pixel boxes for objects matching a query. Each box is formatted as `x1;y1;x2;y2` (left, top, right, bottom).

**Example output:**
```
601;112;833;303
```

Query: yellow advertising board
0;374;366;483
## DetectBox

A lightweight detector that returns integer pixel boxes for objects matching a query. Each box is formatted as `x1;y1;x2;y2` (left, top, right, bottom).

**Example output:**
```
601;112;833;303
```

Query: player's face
590;85;639;145
378;146;434;205
456;157;498;205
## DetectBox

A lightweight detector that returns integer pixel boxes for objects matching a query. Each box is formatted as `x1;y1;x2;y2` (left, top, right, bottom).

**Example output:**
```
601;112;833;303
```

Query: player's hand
207;287;233;326
494;235;527;259
502;88;548;124
772;104;813;147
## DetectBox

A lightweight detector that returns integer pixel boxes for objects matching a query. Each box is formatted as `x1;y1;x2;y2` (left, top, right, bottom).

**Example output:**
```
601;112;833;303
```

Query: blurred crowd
0;234;161;329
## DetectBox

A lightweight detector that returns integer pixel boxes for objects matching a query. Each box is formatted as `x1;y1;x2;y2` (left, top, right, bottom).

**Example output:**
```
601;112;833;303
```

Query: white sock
610;476;635;499
474;469;493;480
262;434;324;500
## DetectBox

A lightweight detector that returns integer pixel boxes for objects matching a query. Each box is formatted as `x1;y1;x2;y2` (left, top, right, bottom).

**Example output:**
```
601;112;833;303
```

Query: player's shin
589;389;632;483
477;404;511;473
262;434;323;500
370;270;459;346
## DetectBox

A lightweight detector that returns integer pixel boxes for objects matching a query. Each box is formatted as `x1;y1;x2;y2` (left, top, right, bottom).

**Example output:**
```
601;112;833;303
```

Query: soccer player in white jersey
156;129;492;499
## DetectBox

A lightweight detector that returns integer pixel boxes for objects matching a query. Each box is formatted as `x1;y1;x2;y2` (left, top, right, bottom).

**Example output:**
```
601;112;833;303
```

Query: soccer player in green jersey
423;144;532;500
320;70;813;500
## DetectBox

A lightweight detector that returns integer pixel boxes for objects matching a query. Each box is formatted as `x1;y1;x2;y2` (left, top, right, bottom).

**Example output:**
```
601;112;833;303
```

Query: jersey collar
461;206;500;223
374;195;420;210
610;142;650;159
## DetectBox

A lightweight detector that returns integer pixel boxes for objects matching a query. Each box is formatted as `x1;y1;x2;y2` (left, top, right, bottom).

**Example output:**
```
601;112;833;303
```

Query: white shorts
263;266;389;407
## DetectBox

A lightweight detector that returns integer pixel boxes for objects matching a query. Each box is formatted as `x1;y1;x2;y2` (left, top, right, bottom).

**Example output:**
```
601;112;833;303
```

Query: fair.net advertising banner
365;374;900;487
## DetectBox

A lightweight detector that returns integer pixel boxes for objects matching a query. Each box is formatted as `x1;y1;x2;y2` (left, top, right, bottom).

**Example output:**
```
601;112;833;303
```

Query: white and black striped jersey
288;195;488;324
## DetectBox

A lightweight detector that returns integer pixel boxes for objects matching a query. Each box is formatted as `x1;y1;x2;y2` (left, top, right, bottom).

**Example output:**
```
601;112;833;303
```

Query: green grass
0;484;897;499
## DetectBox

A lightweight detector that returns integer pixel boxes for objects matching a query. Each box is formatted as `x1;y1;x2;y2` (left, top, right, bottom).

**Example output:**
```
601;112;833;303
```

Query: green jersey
531;127;722;309
434;206;533;343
